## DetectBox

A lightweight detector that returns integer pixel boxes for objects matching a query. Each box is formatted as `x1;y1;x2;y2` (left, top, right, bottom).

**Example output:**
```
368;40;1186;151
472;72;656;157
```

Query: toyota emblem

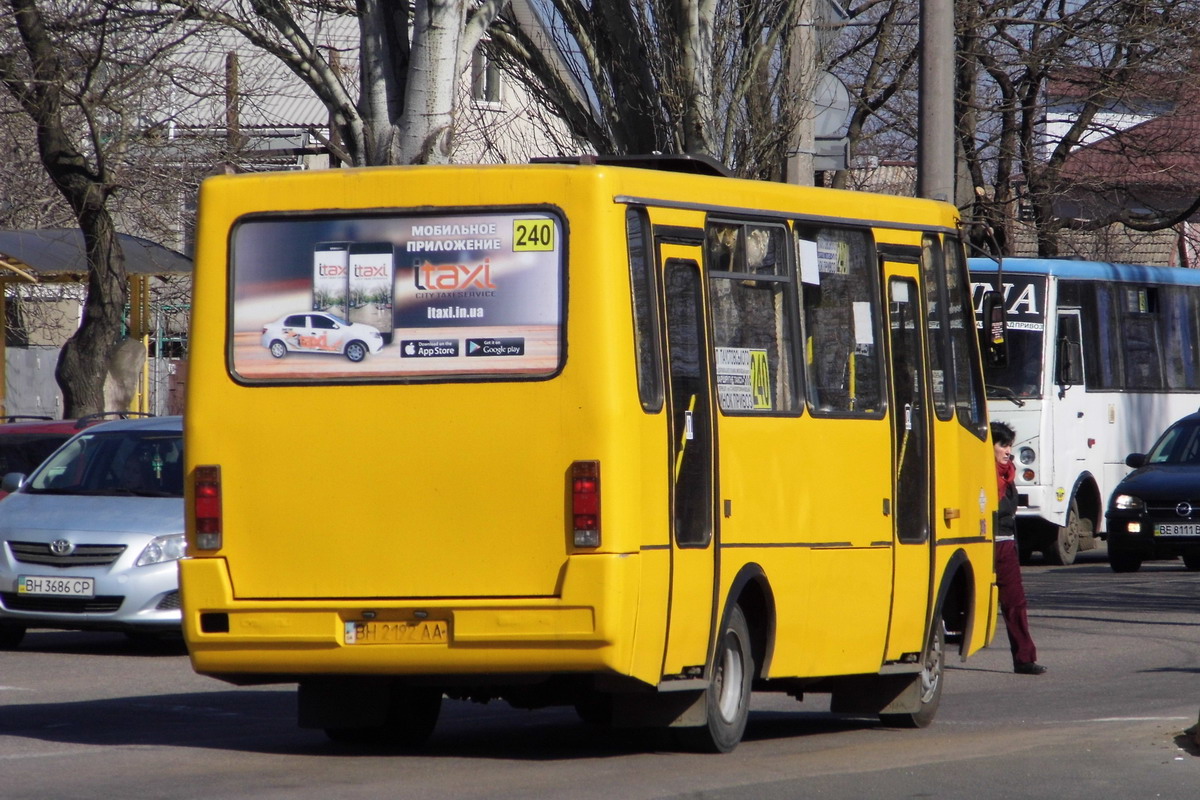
1176;502;1194;518
48;539;74;556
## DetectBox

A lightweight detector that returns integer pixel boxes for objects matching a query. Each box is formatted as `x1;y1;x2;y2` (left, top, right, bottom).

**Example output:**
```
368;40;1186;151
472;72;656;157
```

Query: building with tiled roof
1045;71;1200;267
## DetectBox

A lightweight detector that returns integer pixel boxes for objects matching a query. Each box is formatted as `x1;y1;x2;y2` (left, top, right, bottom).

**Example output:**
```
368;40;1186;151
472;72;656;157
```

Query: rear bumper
180;554;645;684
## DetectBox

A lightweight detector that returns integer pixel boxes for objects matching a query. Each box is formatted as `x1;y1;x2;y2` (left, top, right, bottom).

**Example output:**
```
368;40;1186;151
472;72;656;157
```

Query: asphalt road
2;543;1198;799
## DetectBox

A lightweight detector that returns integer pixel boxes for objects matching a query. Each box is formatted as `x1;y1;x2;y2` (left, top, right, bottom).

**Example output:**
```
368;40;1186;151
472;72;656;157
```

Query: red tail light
193;464;223;550
571;460;600;547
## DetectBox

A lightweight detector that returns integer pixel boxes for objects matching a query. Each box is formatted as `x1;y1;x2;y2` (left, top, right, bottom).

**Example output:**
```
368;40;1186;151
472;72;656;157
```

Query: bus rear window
228;211;564;383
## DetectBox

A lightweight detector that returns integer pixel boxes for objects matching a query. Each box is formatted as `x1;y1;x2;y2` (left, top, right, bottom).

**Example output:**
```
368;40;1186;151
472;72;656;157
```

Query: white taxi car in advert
0;416;184;648
260;311;385;362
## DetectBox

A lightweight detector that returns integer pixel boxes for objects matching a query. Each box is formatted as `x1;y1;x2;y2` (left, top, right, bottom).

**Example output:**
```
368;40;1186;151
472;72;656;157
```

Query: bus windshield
984;327;1044;401
973;271;1047;403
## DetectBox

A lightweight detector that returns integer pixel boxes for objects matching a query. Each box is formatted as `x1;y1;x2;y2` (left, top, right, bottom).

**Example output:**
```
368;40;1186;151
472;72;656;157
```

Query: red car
0;413;151;499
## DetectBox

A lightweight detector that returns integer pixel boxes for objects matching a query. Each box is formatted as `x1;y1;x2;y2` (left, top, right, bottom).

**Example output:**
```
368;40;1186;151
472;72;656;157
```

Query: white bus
969;257;1200;565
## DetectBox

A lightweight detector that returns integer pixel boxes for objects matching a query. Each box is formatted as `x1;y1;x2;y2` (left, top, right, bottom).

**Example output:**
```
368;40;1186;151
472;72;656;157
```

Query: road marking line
1088;716;1191;722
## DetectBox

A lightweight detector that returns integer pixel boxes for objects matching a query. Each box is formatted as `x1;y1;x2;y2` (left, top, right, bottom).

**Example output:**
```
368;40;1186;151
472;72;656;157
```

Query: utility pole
917;0;954;202
786;0;817;186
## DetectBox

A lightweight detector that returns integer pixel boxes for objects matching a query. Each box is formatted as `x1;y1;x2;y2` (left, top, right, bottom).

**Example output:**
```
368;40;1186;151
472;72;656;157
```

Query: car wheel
344;341;368;363
268;340;288;358
0;622;26;649
881;612;945;729
1108;547;1143;573
675;605;754;753
1182;551;1200;571
1045;499;1086;566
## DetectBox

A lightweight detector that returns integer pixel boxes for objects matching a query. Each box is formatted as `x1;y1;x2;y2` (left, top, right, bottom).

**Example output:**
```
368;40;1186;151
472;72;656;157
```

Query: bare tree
826;0;919;190
0;0;210;416
486;0;820;178
954;0;1200;256
834;0;1200;257
164;0;510;167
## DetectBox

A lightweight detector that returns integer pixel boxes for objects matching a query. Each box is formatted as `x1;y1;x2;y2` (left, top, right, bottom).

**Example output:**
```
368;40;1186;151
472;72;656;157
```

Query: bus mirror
1055;335;1084;385
980;291;1008;369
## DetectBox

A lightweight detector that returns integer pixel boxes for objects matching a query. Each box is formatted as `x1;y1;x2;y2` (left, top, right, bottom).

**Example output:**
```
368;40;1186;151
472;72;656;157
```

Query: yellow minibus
182;156;998;752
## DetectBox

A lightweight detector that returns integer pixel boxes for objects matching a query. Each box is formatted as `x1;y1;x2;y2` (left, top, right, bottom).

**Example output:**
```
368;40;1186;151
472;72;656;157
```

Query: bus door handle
943;507;961;522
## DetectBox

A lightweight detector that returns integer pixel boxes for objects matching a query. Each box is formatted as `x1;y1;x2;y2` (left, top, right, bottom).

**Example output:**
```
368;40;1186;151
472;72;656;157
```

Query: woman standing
992;421;1048;676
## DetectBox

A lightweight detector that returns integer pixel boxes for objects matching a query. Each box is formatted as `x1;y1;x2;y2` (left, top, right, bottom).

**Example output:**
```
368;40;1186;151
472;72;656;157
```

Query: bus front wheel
1045;499;1087;566
677;605;754;753
880;612;944;728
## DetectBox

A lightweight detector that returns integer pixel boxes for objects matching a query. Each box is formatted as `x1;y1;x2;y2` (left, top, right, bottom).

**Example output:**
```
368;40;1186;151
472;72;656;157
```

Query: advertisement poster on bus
230;211;563;381
970;273;1046;332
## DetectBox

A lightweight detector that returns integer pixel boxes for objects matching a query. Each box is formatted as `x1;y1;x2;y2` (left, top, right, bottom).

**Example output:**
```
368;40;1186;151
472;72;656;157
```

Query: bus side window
796;225;882;415
707;221;800;414
945;239;988;436
627;208;663;411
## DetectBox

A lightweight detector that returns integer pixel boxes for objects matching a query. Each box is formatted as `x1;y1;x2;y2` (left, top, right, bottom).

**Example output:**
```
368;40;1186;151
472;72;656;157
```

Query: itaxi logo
415;260;496;292
317;260;348;277
353;263;389;278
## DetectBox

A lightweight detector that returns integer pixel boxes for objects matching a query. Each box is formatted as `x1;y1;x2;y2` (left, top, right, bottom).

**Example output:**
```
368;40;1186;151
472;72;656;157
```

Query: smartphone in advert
348;242;395;344
313;242;350;319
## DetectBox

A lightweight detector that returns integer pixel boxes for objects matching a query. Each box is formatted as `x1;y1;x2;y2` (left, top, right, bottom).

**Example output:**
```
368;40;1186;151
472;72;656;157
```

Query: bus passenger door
1050;309;1088;517
659;252;717;677
885;274;934;655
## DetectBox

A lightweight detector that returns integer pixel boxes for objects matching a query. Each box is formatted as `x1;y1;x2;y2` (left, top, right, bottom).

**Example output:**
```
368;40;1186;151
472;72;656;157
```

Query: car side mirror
1;472;26;494
1125;453;1146;469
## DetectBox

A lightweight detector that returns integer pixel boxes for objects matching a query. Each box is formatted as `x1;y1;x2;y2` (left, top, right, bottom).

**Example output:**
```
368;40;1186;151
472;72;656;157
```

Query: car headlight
1018;447;1036;465
136;534;187;566
1111;494;1145;512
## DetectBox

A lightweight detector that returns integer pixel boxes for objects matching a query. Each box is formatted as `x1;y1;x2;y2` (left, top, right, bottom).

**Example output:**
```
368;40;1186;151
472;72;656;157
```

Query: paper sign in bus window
716;347;772;411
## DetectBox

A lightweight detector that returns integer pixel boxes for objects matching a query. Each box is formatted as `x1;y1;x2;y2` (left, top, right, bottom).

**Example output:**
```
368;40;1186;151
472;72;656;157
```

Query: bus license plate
344;620;448;645
18;575;95;597
1155;524;1200;536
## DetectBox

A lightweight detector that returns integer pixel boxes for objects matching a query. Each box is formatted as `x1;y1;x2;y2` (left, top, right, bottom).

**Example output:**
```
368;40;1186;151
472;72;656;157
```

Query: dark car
1106;411;1200;572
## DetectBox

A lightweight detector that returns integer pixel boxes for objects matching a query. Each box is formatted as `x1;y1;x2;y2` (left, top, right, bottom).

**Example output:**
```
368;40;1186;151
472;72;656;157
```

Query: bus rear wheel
676;605;754;753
